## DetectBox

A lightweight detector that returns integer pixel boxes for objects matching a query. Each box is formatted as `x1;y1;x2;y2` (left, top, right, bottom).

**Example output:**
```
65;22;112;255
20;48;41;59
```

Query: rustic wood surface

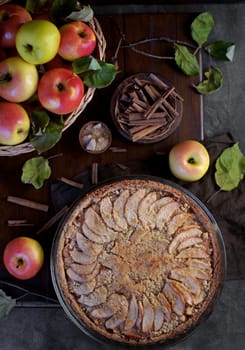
0;13;203;299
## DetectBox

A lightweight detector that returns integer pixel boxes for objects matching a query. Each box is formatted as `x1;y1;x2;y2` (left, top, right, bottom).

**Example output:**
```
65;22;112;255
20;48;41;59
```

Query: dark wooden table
0;13;203;302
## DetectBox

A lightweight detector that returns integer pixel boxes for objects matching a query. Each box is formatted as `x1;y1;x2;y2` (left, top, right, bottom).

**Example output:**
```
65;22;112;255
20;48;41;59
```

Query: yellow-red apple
0;4;32;48
0;102;30;145
3;237;44;280
169;140;210;181
16;19;60;65
58;21;96;61
38;68;84;115
0;56;38;103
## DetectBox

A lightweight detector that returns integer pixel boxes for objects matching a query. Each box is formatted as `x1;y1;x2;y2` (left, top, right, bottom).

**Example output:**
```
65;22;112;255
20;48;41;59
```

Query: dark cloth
51;133;245;280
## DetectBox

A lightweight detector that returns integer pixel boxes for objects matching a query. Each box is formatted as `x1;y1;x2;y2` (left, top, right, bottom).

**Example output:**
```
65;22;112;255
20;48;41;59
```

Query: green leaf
174;43;200;76
215;143;245;191
205;41;235;61
194;66;223;94
66;5;94;22
80;61;118;88
72;56;101;74
30;116;64;154
25;0;48;13
21;156;51;189
191;12;214;46
50;0;77;26
30;110;50;137
0;289;16;320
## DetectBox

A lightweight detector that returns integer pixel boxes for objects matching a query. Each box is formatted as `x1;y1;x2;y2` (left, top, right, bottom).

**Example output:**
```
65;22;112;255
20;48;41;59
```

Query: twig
36;206;69;235
7;196;49;212
0;281;59;304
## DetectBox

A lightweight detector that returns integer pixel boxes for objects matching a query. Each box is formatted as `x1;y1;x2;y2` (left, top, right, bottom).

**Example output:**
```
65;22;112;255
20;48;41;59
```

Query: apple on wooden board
3;237;44;280
38;67;84;115
58;21;96;61
0;4;32;48
0;56;38;103
169;140;210;181
16;19;61;65
0;102;30;146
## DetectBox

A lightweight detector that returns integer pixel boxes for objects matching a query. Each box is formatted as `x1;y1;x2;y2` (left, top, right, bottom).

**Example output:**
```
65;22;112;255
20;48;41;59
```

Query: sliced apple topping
168;226;203;255
99;196;122;232
124;295;138;331
76;231;103;255
113;189;130;231
167;212;191;235
142;295;155;333
124;188;146;227
78;285;108;307
138;191;157;229
71;279;97;296
156;201;180;230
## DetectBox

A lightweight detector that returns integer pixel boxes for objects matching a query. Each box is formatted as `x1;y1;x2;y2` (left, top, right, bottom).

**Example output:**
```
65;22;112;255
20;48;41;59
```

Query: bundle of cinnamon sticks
113;73;183;143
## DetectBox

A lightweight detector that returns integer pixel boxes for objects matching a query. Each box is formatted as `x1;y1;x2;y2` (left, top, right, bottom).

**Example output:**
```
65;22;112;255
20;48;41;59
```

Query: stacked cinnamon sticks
113;73;183;143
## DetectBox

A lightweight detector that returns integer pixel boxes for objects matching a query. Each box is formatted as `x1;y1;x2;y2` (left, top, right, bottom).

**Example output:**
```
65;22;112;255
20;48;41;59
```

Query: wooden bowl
110;73;183;144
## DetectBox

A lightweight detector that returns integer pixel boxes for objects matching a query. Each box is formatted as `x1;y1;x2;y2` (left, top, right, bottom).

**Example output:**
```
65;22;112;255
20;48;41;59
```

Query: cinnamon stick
58;177;84;190
109;147;127;152
91;162;98;185
144;87;175;119
8;220;34;227
131;124;162;142
36;206;69;235
7;196;49;212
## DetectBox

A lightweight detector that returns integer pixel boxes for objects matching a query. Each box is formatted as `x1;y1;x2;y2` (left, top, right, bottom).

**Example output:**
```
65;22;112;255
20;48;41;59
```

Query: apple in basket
0;4;32;48
38;68;84;115
0;56;38;103
16;19;61;65
3;237;44;280
58;21;97;61
169;139;210;181
0;102;30;146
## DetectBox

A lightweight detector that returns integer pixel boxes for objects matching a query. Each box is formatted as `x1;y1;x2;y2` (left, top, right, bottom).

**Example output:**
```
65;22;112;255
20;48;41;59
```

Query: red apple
38;68;84;115
0;102;30;145
0;4;32;48
3;237;44;280
0;56;39;103
58;21;96;61
169;139;210;181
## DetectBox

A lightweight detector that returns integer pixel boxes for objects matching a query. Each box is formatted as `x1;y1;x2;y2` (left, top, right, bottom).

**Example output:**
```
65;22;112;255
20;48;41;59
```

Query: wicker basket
0;1;106;156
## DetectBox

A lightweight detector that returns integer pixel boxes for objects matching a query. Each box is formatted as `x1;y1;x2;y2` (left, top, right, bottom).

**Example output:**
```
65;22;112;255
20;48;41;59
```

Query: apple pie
53;178;224;345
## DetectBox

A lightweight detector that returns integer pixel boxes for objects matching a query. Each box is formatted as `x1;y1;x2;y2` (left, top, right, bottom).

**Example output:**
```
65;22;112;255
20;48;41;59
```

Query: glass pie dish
50;175;226;348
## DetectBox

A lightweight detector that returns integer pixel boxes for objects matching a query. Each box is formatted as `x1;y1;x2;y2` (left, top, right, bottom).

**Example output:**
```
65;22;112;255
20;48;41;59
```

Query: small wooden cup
79;121;112;154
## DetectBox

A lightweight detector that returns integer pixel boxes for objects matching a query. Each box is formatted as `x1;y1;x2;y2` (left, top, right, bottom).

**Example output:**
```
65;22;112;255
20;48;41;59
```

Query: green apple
169;140;210;182
16;19;61;65
0;102;30;145
0;56;38;102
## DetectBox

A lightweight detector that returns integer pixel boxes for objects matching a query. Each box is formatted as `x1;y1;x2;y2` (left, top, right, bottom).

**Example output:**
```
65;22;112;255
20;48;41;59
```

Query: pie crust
53;178;224;345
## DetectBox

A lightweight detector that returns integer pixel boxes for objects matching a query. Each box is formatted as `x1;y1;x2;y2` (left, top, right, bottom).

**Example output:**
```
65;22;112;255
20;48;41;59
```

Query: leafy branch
0;283;59;320
117;12;235;94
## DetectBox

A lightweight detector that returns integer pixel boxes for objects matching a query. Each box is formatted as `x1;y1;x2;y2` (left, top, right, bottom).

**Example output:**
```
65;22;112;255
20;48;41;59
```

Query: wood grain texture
0;13;203;300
